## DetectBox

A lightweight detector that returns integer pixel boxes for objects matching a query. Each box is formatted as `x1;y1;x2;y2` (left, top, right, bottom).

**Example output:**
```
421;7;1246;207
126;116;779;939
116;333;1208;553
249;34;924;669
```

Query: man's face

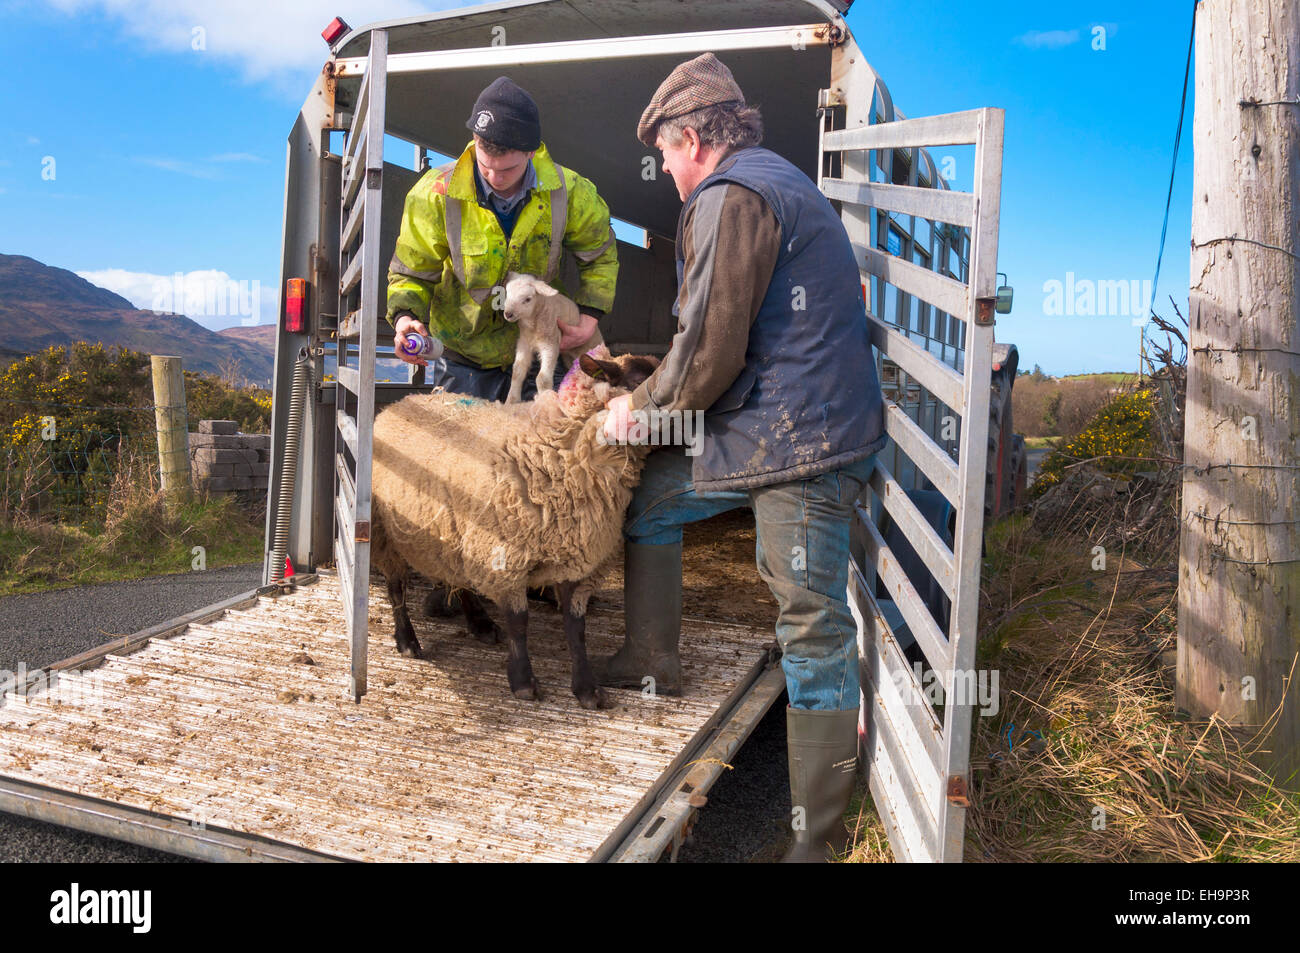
655;129;703;202
474;138;534;197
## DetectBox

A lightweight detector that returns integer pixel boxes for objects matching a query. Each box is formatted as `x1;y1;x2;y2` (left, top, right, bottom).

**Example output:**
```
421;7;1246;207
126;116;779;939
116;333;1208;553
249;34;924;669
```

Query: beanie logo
474;110;494;131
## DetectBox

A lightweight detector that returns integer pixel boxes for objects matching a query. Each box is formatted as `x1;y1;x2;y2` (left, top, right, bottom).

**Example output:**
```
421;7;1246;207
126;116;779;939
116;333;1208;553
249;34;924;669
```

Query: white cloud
77;267;280;330
44;1;480;85
1016;29;1081;49
210;152;266;163
134;156;222;179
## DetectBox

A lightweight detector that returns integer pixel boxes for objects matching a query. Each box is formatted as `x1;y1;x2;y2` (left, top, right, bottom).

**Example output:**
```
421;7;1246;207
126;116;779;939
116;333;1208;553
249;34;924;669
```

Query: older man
388;76;618;400
598;54;886;861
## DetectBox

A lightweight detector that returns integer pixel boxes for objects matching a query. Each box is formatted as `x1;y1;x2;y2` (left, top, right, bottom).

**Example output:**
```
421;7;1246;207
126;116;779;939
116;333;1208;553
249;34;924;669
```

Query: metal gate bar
334;28;387;702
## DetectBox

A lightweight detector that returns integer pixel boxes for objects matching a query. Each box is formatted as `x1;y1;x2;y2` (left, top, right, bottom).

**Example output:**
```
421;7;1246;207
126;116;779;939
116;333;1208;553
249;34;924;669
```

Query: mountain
0;254;275;384
218;323;278;362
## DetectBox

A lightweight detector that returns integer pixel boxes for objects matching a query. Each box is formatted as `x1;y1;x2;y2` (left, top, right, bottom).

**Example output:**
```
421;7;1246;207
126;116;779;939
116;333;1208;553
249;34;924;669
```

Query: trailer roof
333;0;850;238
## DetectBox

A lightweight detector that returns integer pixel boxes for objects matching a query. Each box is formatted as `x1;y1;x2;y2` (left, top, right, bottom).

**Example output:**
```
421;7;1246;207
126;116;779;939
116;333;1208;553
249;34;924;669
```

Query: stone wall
189;419;271;496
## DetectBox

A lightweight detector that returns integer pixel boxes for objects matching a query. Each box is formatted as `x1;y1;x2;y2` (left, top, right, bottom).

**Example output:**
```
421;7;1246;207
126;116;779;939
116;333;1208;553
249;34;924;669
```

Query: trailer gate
334;29;388;702
819;93;1004;861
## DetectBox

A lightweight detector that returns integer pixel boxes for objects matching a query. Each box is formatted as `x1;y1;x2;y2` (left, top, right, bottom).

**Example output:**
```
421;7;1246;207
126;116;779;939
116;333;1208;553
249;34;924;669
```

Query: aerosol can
398;332;444;360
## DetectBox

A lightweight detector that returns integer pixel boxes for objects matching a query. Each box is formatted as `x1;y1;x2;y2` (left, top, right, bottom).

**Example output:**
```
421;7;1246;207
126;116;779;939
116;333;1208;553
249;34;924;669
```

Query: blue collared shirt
474;160;537;236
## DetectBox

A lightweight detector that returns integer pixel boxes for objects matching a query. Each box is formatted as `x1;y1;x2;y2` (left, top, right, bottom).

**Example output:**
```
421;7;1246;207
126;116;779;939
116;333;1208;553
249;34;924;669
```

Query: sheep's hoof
511;678;543;702
397;642;423;660
577;687;614;711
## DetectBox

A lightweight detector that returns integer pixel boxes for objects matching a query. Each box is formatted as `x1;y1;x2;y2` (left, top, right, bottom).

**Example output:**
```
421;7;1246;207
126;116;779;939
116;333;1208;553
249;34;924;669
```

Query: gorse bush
0;343;273;525
1031;389;1156;496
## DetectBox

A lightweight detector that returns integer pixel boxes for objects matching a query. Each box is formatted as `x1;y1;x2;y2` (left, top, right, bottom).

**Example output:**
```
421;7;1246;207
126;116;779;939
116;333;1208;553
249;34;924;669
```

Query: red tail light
285;278;307;333
322;17;350;46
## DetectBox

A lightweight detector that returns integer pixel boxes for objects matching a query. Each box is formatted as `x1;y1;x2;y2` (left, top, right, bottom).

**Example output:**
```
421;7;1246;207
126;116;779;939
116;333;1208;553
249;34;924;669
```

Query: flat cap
637;53;745;146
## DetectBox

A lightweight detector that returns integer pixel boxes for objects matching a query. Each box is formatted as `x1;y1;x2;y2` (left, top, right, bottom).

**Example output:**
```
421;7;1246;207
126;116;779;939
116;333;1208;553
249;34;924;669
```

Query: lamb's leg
502;604;542;701
536;343;559;393
506;343;531;404
459;590;502;644
555;581;612;711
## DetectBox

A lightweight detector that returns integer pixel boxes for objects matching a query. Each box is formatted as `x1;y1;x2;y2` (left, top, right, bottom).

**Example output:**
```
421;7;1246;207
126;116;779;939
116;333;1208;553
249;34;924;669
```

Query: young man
598;54;887;862
387;76;618;400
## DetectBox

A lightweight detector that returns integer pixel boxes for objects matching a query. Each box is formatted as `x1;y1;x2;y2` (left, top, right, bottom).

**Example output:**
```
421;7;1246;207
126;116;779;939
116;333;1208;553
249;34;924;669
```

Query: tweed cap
637;53;745;146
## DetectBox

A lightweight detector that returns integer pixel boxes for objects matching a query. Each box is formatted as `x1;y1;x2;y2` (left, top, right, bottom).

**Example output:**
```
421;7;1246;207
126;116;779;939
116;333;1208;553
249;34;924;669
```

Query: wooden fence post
150;355;191;498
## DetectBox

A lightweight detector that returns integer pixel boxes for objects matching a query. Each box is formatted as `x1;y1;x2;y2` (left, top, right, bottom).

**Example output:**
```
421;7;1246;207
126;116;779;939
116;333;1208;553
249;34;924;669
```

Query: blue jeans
625;447;875;711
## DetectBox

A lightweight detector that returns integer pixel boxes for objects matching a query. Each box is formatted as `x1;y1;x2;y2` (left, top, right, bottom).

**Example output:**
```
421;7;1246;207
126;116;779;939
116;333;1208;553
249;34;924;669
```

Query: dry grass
0;443;264;595
841;513;1299;863
967;518;1299;862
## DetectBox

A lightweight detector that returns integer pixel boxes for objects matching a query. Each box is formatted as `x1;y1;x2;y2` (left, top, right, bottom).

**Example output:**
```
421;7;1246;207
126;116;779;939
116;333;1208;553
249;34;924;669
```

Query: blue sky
1;0;1195;374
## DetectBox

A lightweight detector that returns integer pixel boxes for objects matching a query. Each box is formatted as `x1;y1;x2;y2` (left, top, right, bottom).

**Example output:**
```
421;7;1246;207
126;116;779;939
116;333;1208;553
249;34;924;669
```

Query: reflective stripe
544;172;569;282
445;196;466;287
573;225;617;263
388;254;442;283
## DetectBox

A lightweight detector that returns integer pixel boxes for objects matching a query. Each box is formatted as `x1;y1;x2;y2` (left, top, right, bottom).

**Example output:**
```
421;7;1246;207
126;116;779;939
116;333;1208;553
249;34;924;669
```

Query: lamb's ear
533;280;560;297
579;353;623;382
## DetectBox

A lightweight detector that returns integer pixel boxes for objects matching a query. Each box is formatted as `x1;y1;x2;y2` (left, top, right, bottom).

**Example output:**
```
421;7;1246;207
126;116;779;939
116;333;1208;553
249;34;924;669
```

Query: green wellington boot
594;540;683;696
781;707;860;862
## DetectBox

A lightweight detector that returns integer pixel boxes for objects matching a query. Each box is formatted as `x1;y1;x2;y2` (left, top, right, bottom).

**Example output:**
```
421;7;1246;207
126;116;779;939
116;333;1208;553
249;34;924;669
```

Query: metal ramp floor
0;572;783;862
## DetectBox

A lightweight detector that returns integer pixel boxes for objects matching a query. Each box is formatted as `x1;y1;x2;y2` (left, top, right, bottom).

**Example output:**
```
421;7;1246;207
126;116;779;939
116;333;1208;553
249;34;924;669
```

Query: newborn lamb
501;272;604;404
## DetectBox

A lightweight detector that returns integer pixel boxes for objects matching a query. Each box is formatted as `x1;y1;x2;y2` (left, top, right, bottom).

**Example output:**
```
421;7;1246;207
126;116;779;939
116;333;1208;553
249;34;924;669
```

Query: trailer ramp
0;574;781;862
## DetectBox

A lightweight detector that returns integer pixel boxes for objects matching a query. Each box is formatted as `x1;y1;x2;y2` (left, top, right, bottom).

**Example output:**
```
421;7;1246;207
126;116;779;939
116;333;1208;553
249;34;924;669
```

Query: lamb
501;272;604;404
369;347;660;709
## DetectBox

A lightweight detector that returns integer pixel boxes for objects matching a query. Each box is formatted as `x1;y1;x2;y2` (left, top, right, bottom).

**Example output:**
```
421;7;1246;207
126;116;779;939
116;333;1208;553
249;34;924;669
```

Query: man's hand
601;393;649;446
394;314;431;366
560;312;600;352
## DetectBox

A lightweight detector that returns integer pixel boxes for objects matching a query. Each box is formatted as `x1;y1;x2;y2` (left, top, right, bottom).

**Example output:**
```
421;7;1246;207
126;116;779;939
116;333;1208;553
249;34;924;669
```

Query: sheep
369;347;660;710
501;272;605;404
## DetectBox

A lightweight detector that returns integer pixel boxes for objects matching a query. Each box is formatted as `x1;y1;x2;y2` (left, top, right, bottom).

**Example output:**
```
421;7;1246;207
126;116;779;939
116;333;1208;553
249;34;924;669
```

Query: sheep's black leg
555;582;611;711
459;590;502;644
387;574;421;659
503;605;541;701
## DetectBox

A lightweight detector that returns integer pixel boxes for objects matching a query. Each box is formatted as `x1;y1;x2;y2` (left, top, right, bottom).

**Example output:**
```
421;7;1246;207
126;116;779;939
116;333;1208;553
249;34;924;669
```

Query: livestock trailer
0;0;1006;863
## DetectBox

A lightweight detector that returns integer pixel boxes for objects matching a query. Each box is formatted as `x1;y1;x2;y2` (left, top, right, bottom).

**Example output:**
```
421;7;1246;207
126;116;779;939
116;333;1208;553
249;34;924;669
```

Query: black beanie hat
466;76;541;151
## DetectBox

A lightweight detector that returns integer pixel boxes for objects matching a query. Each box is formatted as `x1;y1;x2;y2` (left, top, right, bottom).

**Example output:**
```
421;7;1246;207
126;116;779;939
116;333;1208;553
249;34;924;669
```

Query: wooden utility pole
150;355;191;498
1180;0;1300;782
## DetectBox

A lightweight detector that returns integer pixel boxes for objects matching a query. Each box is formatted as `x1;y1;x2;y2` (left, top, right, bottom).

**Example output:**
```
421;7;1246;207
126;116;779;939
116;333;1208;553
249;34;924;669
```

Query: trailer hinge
975;297;996;327
817;88;845;112
946;774;971;807
355;520;370;543
815;22;847;47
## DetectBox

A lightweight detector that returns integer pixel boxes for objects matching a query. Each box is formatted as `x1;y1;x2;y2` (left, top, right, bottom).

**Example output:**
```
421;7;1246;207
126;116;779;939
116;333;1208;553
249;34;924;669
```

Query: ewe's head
502;272;555;324
555;345;659;419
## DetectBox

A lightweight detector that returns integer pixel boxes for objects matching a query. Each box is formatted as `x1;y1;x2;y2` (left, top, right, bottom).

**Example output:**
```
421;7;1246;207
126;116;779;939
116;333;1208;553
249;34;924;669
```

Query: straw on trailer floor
0;573;774;862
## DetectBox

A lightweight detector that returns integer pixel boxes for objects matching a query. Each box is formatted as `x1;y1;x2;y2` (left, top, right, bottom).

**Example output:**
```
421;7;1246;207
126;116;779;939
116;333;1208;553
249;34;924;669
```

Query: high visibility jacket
385;141;618;370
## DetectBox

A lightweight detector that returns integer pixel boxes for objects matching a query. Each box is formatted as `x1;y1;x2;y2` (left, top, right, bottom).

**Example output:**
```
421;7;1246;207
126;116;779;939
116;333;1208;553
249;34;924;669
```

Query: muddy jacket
629;146;885;492
385;141;618;369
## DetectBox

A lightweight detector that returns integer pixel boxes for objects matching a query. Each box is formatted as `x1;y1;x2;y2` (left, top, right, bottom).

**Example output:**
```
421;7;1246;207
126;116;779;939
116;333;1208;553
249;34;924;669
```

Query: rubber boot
781;707;860;862
594;540;683;695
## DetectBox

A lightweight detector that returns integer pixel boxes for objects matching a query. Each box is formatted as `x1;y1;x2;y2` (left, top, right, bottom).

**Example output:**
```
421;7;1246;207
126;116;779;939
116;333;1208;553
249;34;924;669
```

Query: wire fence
0;396;264;526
